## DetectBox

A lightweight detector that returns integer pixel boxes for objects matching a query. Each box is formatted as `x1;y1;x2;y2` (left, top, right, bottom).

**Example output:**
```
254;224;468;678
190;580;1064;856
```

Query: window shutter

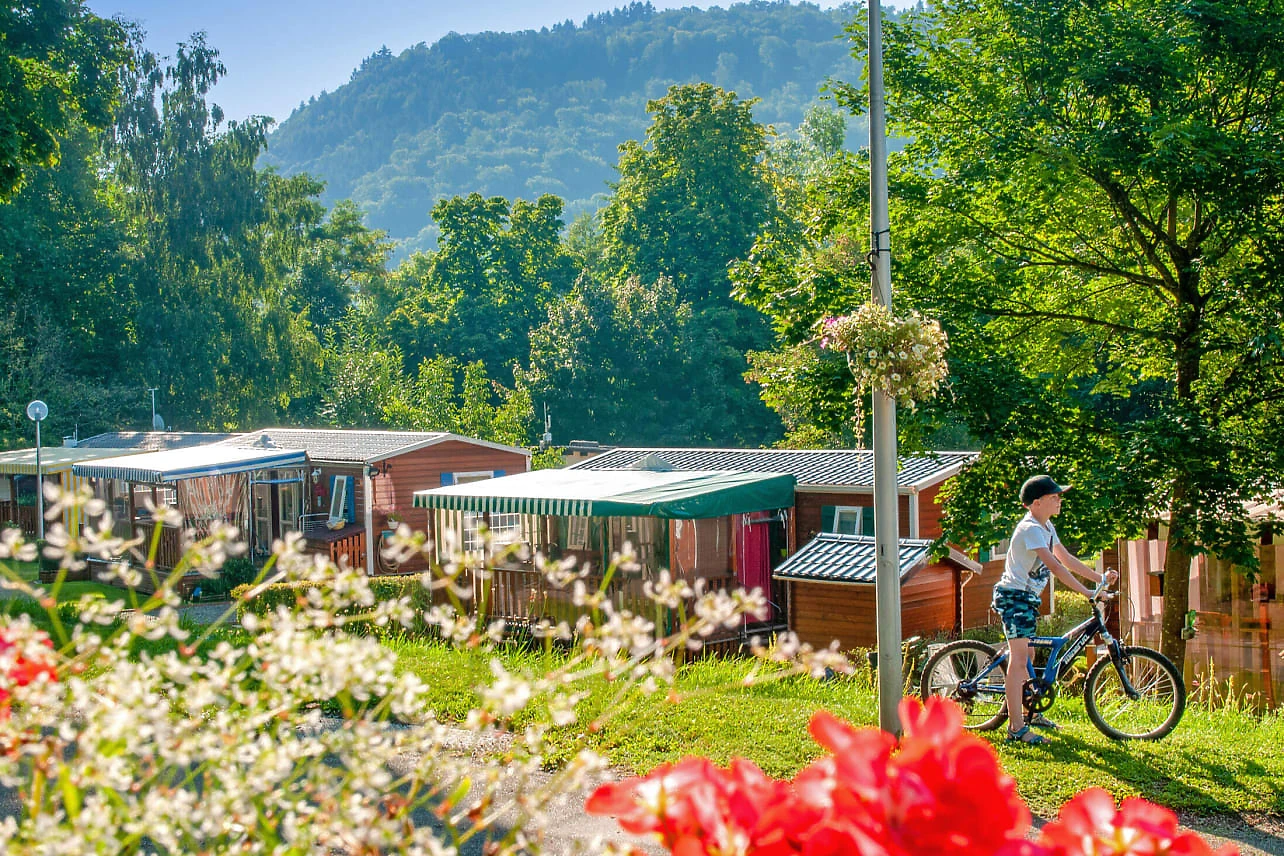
820;505;835;533
344;476;355;522
862;506;876;537
440;473;455;486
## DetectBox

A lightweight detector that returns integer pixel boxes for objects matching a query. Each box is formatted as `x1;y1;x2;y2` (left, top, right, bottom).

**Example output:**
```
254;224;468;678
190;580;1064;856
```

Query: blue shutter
493;470;505;478
820;505;836;533
344;476;355;522
440;473;455;486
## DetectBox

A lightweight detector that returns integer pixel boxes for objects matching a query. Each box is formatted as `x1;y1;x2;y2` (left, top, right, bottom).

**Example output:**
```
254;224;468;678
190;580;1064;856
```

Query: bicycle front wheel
1084;646;1186;740
919;640;1008;731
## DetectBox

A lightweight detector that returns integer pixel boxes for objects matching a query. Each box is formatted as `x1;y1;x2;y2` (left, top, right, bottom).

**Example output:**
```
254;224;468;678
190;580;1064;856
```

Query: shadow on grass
1047;731;1284;834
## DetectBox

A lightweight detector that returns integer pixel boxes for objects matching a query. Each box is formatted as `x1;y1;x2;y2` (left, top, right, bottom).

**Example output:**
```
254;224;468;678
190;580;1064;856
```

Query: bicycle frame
967;588;1141;700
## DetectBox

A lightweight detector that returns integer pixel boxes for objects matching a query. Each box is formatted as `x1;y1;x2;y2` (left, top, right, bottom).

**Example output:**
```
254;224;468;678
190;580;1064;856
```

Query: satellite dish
26;400;48;422
152;412;167;430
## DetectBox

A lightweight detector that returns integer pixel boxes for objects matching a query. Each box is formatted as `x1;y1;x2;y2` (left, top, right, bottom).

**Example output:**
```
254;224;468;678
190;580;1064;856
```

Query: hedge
232;575;437;637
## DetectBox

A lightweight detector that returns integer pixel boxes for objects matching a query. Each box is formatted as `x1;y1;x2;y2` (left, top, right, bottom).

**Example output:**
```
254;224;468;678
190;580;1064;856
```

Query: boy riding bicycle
994;475;1116;744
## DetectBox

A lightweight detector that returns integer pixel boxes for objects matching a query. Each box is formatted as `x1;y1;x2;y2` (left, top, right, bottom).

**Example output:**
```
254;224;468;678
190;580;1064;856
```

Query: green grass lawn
388;636;1284;820
0;560;135;607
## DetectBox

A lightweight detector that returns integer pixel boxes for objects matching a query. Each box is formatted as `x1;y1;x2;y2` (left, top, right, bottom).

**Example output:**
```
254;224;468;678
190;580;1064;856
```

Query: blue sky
85;0;853;128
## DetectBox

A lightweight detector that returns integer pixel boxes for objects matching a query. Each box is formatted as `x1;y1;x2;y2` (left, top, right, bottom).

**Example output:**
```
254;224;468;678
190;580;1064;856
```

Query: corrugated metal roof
569;448;976;489
772;534;934;584
221;428;530;465
73;431;234;451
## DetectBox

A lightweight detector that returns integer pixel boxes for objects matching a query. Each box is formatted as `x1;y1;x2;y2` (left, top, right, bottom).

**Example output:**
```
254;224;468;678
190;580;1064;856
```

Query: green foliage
523;273;779;445
0;0;130;199
602;83;777;304
234;575;435;637
261;3;861;253
194;556;260;601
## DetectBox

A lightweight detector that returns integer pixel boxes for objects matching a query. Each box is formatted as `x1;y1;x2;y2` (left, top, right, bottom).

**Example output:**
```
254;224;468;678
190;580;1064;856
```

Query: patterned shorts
992;588;1042;640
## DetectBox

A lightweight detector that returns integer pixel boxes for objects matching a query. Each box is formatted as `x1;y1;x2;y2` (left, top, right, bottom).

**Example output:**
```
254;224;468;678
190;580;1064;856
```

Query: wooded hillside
261;1;861;253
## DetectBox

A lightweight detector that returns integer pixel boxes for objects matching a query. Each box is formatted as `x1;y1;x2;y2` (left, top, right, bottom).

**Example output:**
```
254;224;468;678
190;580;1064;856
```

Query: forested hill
261;1;862;253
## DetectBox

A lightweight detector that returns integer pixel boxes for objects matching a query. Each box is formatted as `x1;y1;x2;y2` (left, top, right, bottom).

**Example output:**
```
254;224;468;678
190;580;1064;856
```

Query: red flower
0;626;58;717
586;755;791;854
588;699;1232;856
1034;788;1239;856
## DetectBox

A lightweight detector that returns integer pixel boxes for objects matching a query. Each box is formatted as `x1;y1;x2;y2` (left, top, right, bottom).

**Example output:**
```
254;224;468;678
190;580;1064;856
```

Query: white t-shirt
997;513;1059;596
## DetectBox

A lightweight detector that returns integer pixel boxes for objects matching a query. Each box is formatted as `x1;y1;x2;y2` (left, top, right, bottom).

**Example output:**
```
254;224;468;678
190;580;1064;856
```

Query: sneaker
1028;712;1059;730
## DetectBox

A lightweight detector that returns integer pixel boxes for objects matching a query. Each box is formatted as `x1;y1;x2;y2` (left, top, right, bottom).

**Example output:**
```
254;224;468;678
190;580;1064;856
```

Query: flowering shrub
819;303;948;424
0;485;846;854
588;697;1237;856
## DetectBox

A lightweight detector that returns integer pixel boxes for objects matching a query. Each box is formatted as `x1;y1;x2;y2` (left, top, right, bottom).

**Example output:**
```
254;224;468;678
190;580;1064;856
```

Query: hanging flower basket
819;303;948;418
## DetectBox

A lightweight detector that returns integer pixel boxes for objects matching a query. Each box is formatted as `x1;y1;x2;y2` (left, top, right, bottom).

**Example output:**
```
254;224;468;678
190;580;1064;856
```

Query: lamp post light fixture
26;399;48;541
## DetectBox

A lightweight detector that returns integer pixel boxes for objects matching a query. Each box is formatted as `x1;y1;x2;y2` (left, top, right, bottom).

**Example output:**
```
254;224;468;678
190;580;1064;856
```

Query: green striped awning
413;469;796;519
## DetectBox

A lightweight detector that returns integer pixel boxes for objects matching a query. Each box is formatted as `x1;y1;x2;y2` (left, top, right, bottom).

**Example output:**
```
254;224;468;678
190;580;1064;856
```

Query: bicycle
919;582;1186;740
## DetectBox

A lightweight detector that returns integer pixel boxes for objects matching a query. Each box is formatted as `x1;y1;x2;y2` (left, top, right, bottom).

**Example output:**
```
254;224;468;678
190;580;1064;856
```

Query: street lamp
26;399;48;541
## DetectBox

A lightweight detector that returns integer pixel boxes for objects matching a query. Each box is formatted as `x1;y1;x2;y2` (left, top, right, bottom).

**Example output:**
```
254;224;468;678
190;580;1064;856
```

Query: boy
993;475;1116;744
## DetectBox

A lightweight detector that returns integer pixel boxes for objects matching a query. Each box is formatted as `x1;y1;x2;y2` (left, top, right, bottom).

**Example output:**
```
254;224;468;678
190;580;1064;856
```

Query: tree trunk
1159;488;1193;672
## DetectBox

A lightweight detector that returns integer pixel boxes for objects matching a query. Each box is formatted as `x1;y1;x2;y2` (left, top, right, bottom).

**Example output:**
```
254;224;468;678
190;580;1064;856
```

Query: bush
194;556;262;601
233;575;436;637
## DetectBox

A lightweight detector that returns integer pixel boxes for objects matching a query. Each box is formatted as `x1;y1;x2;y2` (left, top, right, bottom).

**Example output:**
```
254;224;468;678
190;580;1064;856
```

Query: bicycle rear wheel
919;640;1008;731
1084;646;1186;740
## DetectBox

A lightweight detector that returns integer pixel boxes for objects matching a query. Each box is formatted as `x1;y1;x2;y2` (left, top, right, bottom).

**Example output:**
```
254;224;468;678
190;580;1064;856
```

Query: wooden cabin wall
373;441;529;574
793;491;912;545
917;483;944;539
788;563;960;651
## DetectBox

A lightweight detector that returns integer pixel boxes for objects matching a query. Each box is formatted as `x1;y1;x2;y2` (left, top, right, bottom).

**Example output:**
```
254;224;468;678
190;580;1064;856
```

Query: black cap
1020;475;1069;505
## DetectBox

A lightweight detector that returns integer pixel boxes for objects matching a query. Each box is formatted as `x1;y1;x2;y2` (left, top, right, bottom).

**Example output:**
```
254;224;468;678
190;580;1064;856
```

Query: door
252;483;273;557
278;480;301;538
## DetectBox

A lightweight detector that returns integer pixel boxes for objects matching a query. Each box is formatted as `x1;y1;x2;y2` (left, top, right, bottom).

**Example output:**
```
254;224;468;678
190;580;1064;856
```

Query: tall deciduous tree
602;83;777;305
0;0;129;198
872;0;1284;666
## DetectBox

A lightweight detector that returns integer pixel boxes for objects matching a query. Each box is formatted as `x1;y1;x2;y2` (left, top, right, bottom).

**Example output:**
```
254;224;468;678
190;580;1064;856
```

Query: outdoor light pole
868;0;904;735
147;387;158;429
26;400;48;541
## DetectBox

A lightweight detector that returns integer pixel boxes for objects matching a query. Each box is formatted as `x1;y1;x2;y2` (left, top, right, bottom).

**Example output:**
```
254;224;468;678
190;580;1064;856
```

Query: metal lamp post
868;0;904;734
26;399;48;541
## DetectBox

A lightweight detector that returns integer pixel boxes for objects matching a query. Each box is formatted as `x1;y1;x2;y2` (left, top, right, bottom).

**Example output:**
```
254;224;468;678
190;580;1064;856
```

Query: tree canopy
868;0;1284;665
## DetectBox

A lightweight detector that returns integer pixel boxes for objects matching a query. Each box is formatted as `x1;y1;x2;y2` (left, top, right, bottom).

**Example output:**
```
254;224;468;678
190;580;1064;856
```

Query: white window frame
832;505;871;536
328;476;348;525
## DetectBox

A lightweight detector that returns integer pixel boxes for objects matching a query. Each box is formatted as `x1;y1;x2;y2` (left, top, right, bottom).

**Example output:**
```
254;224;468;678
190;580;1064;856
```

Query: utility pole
26;400;48;541
868;0;903;735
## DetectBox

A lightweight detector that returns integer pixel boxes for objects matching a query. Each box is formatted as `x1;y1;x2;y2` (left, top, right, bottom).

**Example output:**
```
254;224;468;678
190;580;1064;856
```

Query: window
831;506;875;536
328;476;348;525
462;511;523;552
566;516;590;550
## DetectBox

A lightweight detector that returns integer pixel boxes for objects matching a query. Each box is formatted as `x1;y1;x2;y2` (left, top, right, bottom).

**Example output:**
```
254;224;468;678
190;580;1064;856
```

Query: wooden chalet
0;432;231;542
72;443;310;577
568;448;976;545
413;465;797;639
1116;495;1284;708
223;429;530;574
771;533;982;650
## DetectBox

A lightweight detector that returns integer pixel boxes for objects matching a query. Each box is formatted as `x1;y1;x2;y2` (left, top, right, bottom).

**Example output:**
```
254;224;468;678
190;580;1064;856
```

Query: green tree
602;83;777;304
869;0;1284;666
103;34;331;428
524;273;779;446
386;193;576;374
0;0;129;198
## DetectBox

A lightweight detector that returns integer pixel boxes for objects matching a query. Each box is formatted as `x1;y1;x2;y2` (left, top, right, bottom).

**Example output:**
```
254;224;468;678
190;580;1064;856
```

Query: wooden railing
0;503;40;537
469;566;788;658
328;530;366;570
